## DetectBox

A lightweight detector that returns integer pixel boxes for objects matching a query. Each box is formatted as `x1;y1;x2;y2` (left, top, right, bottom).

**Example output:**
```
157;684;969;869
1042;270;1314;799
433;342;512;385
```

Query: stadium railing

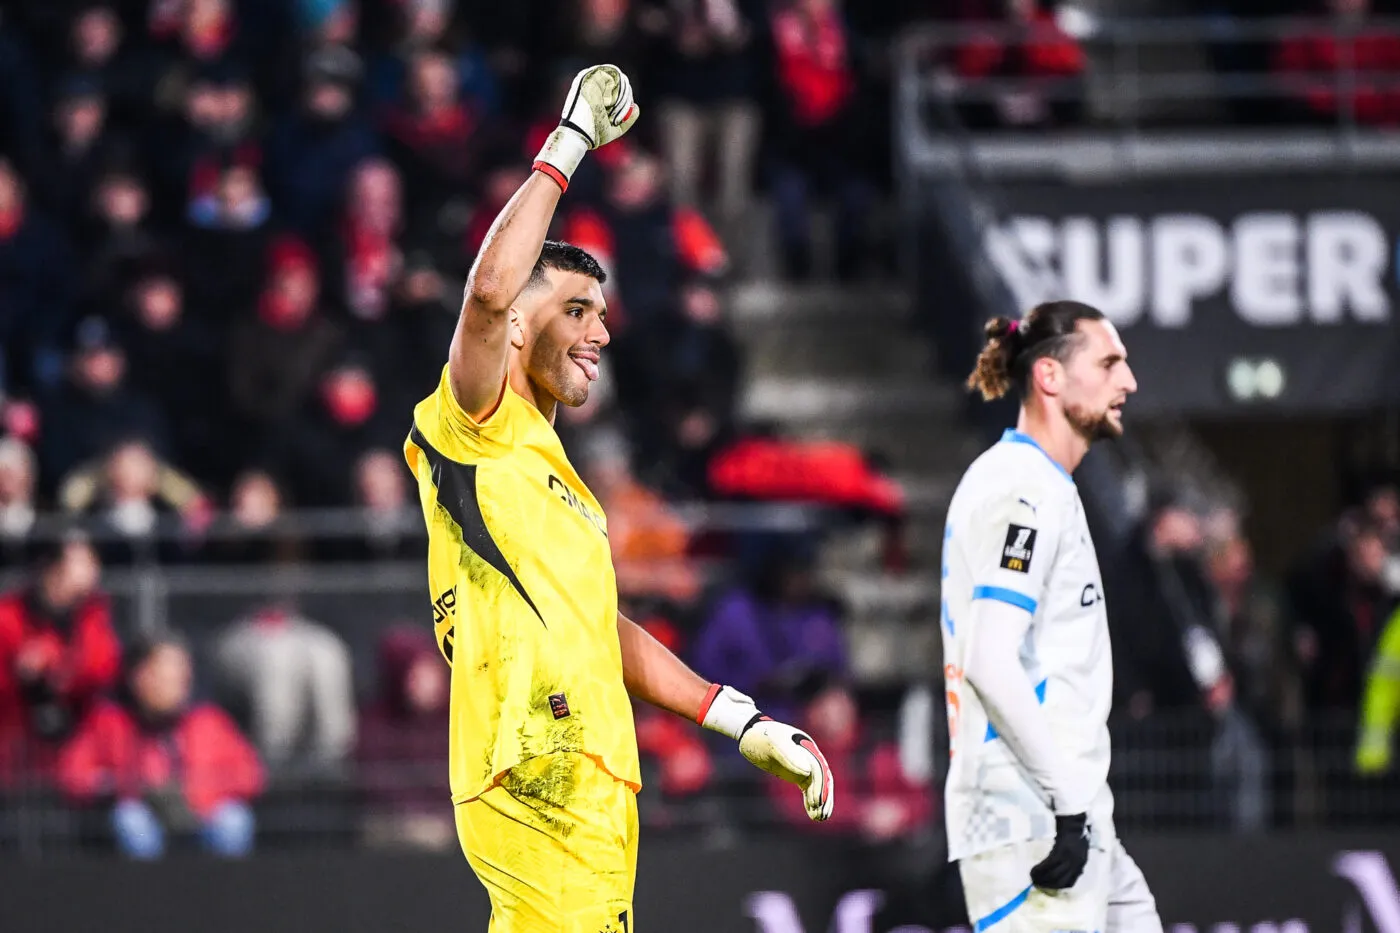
896;15;1400;179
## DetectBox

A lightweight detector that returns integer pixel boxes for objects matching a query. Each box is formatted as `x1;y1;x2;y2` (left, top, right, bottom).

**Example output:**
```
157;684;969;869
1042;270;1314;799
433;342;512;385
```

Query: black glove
1030;813;1090;891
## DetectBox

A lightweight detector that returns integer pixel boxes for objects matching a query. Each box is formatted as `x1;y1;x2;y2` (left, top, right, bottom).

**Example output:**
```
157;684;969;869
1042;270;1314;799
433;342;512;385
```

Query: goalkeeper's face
518;270;611;408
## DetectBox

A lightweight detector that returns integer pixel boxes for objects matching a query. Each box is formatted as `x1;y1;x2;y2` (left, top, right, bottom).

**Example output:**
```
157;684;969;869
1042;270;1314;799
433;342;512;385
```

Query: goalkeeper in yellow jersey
403;64;833;932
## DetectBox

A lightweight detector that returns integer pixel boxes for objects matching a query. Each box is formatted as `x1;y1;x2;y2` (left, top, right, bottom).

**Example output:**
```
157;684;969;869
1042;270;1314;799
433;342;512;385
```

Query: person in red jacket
954;0;1087;128
0;533;120;786
57;631;264;859
1273;0;1400;127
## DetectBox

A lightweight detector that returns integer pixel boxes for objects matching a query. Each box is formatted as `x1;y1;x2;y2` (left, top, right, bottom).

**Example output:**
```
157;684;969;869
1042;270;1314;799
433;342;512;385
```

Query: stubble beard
1065;401;1121;443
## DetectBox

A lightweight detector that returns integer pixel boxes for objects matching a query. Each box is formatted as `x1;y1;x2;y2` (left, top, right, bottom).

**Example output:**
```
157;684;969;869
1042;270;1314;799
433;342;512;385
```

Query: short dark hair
966;300;1107;401
525;240;607;292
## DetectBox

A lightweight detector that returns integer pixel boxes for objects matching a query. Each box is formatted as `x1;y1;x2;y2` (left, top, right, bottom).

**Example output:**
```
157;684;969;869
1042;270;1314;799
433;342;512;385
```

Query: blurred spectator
204;469;306;566
1108;495;1270;831
156;60;262;225
57;438;211;565
183;157;274;324
1365;481;1400;551
563;149;728;336
0;534;119;784
1289;513;1395;711
767;0;874;280
691;547;847;724
618;281;742;493
267;45;378;238
767;681;932;840
0;154;76;396
637;0;762;220
37;316;170;488
381;48;483;213
117;266;224;481
953;0;1087;129
62;5;149;128
581;429;701;604
214;602;356;779
320;156;459;402
1357;601;1400;775
1109;496;1233;719
0;438;38;566
267;357;402;508
149;0;246;103
293;0;360;48
78;165;165;309
355;627;453;850
56;631;264;859
366;0;501;118
186;157;270;232
227;235;344;450
33;75;125;230
1274;0;1400;127
1205;517;1303;736
340;448;424;561
328;157;405;327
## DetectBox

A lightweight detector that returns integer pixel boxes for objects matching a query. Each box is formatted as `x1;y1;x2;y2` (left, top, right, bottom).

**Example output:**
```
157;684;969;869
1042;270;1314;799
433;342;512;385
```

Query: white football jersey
940;429;1115;861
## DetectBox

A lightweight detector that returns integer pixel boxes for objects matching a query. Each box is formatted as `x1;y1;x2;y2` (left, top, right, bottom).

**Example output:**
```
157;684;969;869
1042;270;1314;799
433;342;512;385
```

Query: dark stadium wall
4;834;1400;933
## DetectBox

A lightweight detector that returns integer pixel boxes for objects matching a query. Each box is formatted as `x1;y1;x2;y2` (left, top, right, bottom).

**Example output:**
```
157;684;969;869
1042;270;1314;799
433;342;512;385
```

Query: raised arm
447;64;639;420
448;175;563;420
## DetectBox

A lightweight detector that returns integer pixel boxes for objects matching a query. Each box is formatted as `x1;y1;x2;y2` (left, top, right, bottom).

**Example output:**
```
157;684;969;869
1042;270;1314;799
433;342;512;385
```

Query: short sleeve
965;486;1063;616
418;364;515;457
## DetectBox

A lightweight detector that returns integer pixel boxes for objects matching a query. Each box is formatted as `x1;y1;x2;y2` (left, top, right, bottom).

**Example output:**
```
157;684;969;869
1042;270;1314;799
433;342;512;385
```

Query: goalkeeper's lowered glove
698;684;834;821
533;63;639;192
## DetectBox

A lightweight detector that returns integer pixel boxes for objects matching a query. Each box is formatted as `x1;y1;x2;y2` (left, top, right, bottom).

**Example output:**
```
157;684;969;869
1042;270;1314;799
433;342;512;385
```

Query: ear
508;307;525;351
1032;356;1061;397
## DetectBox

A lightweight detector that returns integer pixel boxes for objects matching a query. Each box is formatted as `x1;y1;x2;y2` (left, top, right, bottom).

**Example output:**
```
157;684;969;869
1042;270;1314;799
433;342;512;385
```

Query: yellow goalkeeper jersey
404;366;640;804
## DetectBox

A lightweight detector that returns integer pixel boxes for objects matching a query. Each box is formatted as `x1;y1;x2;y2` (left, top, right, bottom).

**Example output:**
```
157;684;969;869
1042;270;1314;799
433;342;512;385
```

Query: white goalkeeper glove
533;63;640;192
699;684;834;821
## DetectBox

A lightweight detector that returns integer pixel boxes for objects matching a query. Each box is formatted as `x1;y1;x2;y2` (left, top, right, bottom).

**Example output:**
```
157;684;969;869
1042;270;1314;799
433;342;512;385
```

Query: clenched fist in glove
1030;812;1090;891
698;684;834;821
533;64;640;192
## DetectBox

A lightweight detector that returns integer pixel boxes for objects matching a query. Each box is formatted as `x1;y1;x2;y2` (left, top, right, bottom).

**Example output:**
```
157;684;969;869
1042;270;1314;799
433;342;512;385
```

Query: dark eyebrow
566;296;595;307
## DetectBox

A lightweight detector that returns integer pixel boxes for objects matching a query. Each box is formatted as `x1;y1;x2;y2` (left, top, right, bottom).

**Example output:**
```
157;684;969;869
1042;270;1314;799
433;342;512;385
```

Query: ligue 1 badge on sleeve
1001;524;1037;573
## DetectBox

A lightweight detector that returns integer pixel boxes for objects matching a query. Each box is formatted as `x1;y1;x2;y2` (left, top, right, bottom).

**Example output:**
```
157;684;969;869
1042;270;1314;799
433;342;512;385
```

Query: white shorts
959;835;1162;933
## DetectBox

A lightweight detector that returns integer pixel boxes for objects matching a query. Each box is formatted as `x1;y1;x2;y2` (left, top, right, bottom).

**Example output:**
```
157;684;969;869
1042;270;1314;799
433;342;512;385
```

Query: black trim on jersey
409;424;546;627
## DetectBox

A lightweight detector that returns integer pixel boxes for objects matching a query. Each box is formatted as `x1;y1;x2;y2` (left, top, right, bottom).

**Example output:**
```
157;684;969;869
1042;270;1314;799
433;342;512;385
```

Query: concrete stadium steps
802;421;986;474
728;282;910;325
745;321;932;379
738;375;962;426
725;275;978;683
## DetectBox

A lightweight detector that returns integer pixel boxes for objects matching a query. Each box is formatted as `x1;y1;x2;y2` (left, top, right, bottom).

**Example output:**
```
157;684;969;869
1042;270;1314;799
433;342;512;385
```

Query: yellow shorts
456;752;639;933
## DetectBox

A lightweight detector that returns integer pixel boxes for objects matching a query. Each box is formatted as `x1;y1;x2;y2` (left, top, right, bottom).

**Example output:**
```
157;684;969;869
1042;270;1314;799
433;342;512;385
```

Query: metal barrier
896;15;1400;178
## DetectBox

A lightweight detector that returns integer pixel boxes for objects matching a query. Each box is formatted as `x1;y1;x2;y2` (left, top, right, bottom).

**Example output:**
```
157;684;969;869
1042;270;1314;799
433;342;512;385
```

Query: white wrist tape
532;127;590;191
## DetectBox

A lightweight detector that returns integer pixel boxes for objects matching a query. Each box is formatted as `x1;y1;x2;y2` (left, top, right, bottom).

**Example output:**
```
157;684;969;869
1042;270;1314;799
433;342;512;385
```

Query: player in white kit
940;300;1163;933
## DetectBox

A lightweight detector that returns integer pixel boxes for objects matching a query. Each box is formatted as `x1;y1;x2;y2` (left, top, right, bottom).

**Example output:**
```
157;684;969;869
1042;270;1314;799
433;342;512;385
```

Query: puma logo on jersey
548;474;608;538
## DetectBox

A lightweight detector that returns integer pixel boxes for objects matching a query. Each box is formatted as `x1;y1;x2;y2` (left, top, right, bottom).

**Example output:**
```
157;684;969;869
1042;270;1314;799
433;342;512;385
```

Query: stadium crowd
0;0;917;857
0;0;1399;859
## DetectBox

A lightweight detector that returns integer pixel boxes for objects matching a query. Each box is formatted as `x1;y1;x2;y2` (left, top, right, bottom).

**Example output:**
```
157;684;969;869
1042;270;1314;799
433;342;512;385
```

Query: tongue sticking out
573;356;599;382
